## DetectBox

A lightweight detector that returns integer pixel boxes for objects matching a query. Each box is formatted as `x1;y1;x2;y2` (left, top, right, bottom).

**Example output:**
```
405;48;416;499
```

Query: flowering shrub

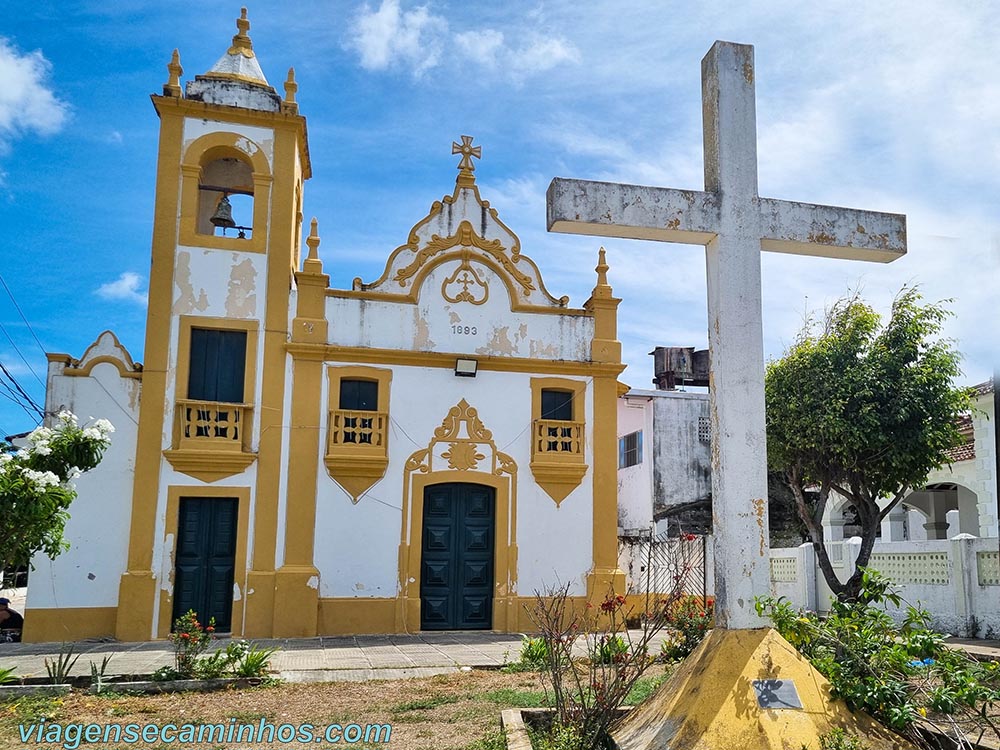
756;568;1000;746
659;596;714;660
168;610;216;677
0;412;113;579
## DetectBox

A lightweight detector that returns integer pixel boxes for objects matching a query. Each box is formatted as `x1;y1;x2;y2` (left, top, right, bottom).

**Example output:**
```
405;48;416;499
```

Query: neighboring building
25;12;626;642
616;347;712;538
823;379;998;542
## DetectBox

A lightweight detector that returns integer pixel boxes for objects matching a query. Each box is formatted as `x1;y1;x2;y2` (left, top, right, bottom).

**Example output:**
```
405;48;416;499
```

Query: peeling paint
225;257;258;317
173;252;209;314
247;587;255;596
235;136;259;156
529;339;560;359
413;311;434;349
742;61;754;85
233;583;242;601
448;311;462;324
354;582;365;591
476;326;517;356
752;497;766;556
161;533;176;595
306;575;319;589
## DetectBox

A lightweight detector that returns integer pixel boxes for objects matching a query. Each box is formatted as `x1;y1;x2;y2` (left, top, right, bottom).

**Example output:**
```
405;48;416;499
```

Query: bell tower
116;8;310;641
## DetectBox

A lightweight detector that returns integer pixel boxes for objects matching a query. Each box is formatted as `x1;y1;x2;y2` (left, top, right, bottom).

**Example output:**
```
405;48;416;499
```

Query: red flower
180;632;190;639
206;626;215;632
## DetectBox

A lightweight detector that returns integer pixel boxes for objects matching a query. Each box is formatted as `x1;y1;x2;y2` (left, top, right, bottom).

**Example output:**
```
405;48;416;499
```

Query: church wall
310;362;596;603
326;262;594;360
26;359;140;638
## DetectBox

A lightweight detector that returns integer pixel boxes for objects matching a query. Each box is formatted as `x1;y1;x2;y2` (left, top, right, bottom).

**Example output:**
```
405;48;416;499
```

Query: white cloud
346;0;579;80
96;272;146;305
0;38;69;154
347;0;447;76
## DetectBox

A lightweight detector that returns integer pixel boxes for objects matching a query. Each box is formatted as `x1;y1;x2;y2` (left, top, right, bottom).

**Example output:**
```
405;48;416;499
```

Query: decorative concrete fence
769;536;1000;638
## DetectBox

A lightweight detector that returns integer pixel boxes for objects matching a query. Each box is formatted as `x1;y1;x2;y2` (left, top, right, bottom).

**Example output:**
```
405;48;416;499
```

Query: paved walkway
0;632;529;683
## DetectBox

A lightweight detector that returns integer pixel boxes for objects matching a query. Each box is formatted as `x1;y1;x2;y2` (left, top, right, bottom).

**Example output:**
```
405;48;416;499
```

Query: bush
659;597;713;661
756;568;1000;746
168;610;215;677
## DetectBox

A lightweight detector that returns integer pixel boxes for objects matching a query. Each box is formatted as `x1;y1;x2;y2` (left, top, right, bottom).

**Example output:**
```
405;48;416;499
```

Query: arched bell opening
197;150;255;239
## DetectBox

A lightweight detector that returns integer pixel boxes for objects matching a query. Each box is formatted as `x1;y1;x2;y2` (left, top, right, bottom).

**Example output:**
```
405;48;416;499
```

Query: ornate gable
351;137;572;312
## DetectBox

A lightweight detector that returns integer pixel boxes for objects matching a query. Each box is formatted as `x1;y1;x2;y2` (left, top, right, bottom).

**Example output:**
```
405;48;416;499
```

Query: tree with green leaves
0;412;113;583
765;287;972;601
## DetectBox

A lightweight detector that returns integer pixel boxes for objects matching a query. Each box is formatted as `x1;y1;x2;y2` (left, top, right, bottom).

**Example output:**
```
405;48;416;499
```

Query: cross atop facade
452;135;482;176
547;41;906;629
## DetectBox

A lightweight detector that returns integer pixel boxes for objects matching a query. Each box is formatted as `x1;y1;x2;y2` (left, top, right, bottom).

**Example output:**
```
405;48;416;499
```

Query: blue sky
1;1;997;437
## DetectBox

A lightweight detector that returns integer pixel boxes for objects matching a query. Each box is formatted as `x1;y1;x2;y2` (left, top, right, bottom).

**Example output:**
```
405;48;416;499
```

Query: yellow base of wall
23;607;118;644
22;591;636;642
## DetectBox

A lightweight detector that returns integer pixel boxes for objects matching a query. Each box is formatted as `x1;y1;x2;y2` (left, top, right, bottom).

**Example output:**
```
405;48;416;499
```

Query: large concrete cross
547;41;906;629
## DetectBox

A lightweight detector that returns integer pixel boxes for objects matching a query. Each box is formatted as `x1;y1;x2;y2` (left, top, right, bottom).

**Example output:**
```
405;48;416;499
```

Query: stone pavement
0;632;527;684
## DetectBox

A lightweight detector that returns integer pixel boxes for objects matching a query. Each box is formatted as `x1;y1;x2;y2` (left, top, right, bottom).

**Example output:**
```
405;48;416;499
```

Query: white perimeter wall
617;394;654;533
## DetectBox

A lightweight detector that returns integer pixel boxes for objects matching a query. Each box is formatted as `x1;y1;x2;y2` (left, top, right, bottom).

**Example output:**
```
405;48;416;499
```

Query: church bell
210;194;237;229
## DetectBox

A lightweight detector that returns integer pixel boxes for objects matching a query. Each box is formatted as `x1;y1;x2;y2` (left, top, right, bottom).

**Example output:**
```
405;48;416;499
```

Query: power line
0;360;43;417
0;272;46;358
0;319;45;390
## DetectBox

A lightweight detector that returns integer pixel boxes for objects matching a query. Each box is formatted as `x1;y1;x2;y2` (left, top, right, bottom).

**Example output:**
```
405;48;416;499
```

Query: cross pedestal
547;41;912;749
547;40;905;631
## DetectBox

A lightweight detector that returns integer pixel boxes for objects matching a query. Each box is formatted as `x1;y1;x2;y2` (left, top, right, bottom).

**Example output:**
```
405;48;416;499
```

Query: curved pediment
351;174;572;312
67;330;142;379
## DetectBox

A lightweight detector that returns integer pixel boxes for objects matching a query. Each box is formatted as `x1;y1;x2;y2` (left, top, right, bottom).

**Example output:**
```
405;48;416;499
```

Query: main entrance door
420;483;496;630
172;497;238;631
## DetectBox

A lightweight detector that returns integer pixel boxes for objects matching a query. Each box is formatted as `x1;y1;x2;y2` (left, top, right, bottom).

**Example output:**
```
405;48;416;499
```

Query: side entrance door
172;497;238;632
420;483;495;630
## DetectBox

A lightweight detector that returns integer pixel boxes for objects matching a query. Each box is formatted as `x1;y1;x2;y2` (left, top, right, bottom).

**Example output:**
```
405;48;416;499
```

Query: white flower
33;443;52;456
57;411;79;426
66;466;82;480
28;426;53;443
82;427;101;440
91;418;115;435
21;468;61;491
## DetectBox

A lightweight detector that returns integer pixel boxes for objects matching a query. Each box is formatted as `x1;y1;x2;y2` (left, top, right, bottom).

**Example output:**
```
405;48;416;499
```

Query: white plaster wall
182;120;275;169
327;260;593;361
311;363;595;599
617;394;654;533
649;391;711;513
27;362;140;609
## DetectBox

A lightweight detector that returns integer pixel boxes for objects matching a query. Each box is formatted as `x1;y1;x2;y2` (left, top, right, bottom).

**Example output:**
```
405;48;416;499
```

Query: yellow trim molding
157;485;251;639
289;342;625;378
530;377;589;505
23;607;117;644
324;365;392;502
398;399;518;632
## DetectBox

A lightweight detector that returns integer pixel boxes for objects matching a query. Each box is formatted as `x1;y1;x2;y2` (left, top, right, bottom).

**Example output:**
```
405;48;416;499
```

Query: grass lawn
0;666;673;750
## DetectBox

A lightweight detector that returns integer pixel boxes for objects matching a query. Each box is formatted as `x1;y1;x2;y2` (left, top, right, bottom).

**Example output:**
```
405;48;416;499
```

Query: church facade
25;12;625;642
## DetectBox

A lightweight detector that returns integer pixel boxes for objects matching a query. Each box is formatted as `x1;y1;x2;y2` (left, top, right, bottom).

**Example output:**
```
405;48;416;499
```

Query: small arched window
197;154;254;239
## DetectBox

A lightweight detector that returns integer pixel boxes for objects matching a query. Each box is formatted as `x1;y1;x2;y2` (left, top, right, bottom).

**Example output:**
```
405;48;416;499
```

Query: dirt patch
1;670;555;750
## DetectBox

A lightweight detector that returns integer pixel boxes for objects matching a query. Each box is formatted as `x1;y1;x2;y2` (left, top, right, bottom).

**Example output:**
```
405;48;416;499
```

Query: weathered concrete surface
612;629;917;750
548;41;907;631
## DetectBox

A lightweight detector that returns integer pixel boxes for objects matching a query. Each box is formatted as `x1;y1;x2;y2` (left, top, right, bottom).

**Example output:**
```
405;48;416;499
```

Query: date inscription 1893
451;325;478;335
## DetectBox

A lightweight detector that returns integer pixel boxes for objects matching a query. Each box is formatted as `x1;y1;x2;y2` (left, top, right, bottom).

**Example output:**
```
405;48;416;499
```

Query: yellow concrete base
613;628;917;750
115;571;158;641
23;607;117;644
272;565;320;637
243;569;276;638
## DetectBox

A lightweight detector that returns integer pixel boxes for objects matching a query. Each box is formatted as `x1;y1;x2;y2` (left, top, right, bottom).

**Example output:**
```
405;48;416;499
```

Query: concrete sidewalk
0;632;528;683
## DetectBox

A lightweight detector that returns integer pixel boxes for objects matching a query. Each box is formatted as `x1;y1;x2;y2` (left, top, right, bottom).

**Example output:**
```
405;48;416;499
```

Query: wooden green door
420;483;495;630
172;497;238;631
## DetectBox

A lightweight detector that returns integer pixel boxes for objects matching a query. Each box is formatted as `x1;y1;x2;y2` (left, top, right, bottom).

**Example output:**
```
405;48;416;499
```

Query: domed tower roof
185;8;281;112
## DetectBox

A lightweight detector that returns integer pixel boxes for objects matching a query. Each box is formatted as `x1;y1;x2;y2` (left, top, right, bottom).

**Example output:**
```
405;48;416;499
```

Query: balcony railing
534;419;584;456
329;409;388;451
177;399;251;450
